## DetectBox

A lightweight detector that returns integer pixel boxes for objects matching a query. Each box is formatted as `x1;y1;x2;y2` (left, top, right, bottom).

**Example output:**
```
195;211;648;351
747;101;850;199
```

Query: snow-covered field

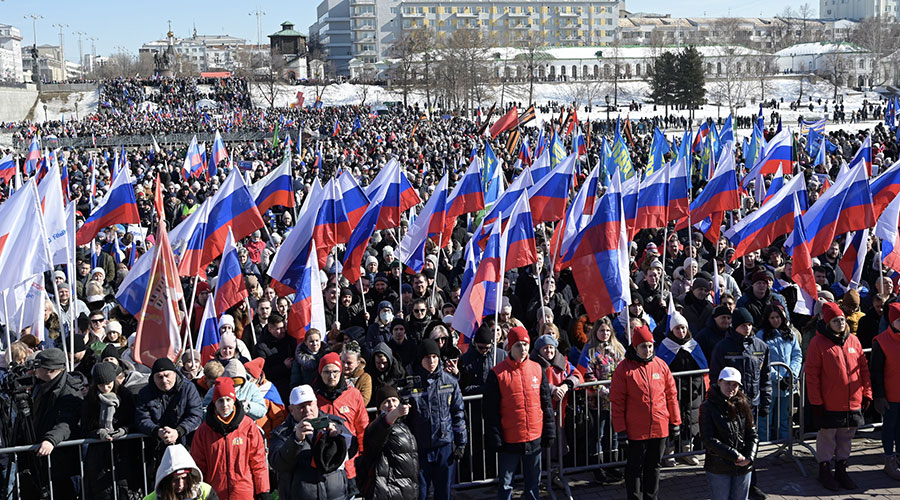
251;76;883;135
35;90;99;122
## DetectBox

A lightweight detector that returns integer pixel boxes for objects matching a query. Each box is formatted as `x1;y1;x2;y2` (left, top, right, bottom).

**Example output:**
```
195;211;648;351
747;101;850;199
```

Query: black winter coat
134;374;203;453
709;330;772;415
660;334;707;437
700;385;759;475
459;345;507;395
81;386;139;500
269;413;354;500
360;413;419;500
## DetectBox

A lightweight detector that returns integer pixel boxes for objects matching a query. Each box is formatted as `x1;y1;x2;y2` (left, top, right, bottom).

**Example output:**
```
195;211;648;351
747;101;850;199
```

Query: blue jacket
710;330;772;415
757;328;803;390
406;365;467;453
134;374;203;446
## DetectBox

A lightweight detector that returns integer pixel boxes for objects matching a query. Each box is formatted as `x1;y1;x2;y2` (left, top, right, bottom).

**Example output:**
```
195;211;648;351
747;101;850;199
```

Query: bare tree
514;31;552;105
822;50;851;100
708;19;755;116
798;3;815;41
850;18;900;87
386;31;423;107
748;53;777;103
439;29;495;115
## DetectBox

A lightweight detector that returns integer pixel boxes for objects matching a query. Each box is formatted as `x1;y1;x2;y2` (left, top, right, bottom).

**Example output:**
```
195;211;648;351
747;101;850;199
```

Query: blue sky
2;0;817;62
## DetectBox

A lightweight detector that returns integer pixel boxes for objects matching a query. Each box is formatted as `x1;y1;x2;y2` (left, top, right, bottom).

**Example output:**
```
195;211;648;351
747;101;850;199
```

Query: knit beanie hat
533;334;559;352
822;302;844;323
889;303;900;325
373;385;401;409
417;339;441;362
669;313;689;331
212;377;237;401
632;325;654;346
508;326;530;346
732;307;754;327
92;362;118;385
151;357;177;375
318;352;342;374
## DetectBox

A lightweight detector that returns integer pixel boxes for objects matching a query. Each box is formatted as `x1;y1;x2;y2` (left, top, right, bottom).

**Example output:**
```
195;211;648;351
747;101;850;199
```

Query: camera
305;416;331;433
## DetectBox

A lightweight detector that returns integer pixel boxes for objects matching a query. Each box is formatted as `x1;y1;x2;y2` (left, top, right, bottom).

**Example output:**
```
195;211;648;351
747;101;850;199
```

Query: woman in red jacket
610;325;681;500
190;377;270;500
805;302;872;492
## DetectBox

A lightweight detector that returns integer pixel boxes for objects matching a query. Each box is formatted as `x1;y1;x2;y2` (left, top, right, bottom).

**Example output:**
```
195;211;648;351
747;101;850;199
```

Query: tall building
21;44;80;81
0;24;23;82
309;0;621;78
820;0;898;20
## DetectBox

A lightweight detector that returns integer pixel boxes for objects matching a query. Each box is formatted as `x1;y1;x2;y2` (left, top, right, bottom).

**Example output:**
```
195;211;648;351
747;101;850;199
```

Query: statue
30;45;41;86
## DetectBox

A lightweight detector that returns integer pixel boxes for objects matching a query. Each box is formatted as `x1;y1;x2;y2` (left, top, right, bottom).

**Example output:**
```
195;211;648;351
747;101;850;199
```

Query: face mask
380;311;394;323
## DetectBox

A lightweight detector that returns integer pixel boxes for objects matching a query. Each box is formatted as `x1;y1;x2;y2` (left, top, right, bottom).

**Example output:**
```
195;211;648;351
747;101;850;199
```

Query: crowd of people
2;76;900;500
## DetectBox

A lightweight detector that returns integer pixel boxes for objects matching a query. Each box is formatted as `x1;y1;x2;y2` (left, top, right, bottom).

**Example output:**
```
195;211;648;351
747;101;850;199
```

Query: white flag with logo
0;180;52;293
37;160;70;266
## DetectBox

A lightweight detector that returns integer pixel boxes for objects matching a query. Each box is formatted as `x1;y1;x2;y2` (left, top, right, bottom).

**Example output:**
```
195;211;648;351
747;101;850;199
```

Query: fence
0;357;883;499
10;130;302;151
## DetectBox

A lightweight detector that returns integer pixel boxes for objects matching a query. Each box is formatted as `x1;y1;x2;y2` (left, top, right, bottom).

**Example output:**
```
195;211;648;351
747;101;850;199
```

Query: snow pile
34;90;99;122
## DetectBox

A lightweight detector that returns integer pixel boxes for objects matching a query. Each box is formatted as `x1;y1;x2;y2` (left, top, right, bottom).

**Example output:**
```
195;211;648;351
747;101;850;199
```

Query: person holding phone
360;385;419;500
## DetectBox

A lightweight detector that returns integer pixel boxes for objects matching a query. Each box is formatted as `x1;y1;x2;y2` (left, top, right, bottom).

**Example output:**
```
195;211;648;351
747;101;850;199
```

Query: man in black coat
254;313;297;402
18;348;83;500
134;358;203;470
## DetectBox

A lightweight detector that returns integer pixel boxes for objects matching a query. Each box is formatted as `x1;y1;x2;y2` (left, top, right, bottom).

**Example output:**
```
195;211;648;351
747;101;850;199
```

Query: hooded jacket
609;346;682;441
699;385;759;476
406;364;468;453
199;362;267;420
145;444;216;500
269;413;354;500
191;402;269;500
805;320;872;428
367;343;407;395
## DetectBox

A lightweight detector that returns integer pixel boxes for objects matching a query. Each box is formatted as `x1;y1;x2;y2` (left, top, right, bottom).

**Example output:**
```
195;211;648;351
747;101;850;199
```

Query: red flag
489;106;519;139
154;174;164;219
134;220;185;367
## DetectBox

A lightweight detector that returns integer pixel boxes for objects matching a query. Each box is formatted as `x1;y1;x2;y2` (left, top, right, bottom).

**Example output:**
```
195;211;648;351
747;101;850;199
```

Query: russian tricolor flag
502;192;539;271
570;173;631;321
183;135;204;180
365;158;421;231
248;157;295;213
287;239;326;341
689;142;739;224
268;181;324;293
785;193;818;315
529;148;552;185
194;298;220;364
802;159;874;258
667;156;691;222
742;129;792;187
399;174;450;273
451;239;499;339
724;173;807;260
76;165;141;246
0;154;16;184
175;169;265;277
528;152;576;224
634;161;669;233
332;119;341;137
446;157;485;218
214;228;247;316
337;170;370;227
848;135;872;176
763;163;785;205
25;136;40;175
838;228;868;289
553;164;601;273
312;176;353;266
875;191;900;271
212;130;228;168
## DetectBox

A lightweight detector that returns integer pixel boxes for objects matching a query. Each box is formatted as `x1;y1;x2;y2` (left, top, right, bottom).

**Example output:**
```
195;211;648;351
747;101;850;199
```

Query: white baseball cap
718;367;742;385
290;384;316;405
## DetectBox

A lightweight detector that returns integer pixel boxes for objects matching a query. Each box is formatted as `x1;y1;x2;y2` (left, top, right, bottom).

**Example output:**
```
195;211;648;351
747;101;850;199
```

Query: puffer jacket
134;373;204;448
314;377;369;479
406;364;468;452
360;412;419;500
200;380;267;420
609;347;682;441
709;330;772;414
805;320;872;428
700;384;759;475
483;357;555;455
269;413;354;500
190;403;269;500
871;325;900;402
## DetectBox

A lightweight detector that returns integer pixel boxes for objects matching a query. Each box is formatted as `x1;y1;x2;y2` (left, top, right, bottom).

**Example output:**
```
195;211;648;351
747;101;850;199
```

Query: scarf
656;336;708;369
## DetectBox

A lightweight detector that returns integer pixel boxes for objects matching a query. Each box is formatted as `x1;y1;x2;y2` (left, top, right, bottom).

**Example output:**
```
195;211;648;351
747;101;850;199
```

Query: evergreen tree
675;46;706;118
648;51;678;115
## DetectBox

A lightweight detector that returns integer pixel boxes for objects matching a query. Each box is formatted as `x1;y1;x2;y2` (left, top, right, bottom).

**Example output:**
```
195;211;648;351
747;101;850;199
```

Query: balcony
557;11;579;17
401;11;425;18
455;11;478;17
350;0;374;4
355;24;376;31
354;35;376;43
508;11;531;18
510;24;532;30
351;11;376;18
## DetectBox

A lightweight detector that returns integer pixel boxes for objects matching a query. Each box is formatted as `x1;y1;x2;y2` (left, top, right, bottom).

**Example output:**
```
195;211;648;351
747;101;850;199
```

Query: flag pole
49;276;72;372
333;245;340;331
3;291;11;365
430;235;442;310
494;210;504;367
183;274;201;341
244;297;258;347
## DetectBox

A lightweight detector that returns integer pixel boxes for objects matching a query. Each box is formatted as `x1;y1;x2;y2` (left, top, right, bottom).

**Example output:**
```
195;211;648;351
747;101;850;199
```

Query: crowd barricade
0;357;885;499
13;130;290;150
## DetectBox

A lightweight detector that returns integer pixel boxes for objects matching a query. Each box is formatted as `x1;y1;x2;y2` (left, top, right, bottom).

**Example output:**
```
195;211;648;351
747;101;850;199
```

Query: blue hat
533;334;559;352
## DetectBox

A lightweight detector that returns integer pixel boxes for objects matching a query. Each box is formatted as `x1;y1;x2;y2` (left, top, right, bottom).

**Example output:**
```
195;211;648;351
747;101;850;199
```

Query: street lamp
24;14;42;46
74;100;79;120
43;103;48;123
605;94;610;122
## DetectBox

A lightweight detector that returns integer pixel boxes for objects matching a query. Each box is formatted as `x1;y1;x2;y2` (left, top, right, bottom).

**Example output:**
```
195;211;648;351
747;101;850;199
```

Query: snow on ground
33;90;99;122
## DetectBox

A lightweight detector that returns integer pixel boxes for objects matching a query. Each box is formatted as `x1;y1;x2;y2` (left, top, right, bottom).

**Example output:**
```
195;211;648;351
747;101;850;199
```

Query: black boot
818;461;841;492
834;459;857;490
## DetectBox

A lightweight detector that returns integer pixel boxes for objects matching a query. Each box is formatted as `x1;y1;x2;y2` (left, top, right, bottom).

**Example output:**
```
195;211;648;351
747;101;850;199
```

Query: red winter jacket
609;351;681;441
190;406;269;500
805;325;872;414
316;380;370;479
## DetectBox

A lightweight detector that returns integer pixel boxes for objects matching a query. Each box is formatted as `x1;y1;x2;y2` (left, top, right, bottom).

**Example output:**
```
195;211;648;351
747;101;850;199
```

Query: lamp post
43;103;48;123
74;100;79;120
605;94;610;123
24;14;42;46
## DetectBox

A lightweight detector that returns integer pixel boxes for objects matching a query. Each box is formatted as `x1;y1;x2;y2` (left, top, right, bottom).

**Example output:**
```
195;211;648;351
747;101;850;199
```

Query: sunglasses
413;309;426;313
91;318;104;323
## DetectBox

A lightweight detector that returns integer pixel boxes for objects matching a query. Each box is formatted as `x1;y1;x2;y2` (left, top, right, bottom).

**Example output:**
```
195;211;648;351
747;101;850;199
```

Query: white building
820;0;898;20
139;28;265;74
774;41;874;87
311;0;621;78
21;44;80;82
0;24;23;82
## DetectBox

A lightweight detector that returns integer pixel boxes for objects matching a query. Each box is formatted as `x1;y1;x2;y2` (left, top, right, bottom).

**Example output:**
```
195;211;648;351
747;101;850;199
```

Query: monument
154;21;176;78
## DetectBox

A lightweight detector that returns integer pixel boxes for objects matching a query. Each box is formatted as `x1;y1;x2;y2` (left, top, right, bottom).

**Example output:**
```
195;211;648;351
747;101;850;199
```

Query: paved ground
458;428;900;499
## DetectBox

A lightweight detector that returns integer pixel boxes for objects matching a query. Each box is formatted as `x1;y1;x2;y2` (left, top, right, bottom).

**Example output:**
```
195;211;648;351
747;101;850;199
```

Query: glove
452;446;465;461
779;377;792;392
541;437;555;449
862;397;872;412
255;493;271;500
96;429;111;441
811;404;825;426
617;431;629;443
109;428;127;440
669;424;680;436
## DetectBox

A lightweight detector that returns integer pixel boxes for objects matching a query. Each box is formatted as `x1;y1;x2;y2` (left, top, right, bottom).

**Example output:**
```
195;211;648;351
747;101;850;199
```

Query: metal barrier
0;355;884;499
